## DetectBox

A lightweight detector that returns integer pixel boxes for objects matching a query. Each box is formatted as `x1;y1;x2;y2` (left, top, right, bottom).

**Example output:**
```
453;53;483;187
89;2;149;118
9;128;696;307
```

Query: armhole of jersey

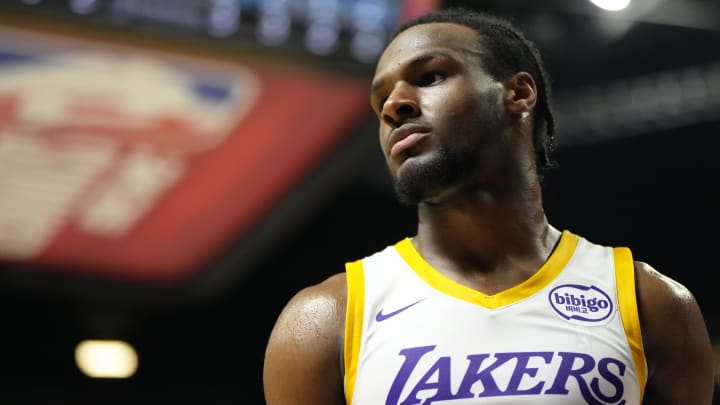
344;259;365;405
614;246;647;400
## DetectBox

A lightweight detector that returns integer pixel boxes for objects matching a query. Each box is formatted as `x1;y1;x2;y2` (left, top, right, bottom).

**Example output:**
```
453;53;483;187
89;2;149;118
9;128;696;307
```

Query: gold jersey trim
344;259;365;404
394;230;579;309
614;246;648;400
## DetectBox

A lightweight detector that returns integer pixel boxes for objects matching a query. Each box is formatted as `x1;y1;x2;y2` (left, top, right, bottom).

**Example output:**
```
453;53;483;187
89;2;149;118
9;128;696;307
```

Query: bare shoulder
633;260;715;404
263;272;348;405
271;272;348;344
634;260;700;310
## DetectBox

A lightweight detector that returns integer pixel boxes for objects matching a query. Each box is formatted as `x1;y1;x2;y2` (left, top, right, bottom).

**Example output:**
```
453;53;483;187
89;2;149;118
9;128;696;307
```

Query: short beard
392;145;475;206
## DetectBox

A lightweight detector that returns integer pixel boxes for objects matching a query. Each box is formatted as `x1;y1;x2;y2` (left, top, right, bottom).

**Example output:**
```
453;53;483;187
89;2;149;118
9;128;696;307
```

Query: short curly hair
392;7;559;175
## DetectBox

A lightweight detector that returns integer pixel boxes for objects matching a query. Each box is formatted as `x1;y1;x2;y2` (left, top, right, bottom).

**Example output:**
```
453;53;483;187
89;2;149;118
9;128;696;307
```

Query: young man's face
370;22;510;205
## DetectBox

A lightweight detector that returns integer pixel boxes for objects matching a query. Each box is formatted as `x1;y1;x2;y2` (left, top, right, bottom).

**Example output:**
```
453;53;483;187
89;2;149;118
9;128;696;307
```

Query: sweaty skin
263;21;715;405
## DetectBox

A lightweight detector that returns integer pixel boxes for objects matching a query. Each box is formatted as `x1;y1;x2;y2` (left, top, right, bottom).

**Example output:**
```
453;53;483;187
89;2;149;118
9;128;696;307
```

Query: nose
381;82;420;127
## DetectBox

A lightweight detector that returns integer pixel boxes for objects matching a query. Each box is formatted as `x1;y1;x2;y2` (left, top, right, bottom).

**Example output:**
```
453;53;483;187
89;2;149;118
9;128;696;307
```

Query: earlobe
505;72;537;117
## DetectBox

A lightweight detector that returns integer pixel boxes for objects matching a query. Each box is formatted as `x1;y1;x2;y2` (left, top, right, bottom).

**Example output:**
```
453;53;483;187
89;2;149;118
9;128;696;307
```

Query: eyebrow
370;52;451;93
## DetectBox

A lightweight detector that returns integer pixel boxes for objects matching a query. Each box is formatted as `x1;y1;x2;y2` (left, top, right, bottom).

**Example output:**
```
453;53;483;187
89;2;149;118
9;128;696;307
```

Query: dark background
0;0;719;403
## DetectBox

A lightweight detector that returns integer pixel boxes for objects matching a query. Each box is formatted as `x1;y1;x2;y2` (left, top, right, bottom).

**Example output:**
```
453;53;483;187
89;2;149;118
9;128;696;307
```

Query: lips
387;124;430;157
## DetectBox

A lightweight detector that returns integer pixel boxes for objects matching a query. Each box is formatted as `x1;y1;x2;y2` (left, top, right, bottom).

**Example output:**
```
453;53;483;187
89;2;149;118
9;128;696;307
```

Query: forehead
375;22;481;73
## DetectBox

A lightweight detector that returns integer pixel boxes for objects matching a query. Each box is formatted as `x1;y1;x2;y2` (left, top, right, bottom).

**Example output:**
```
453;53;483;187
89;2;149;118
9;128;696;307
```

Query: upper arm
263;273;348;405
635;261;715;404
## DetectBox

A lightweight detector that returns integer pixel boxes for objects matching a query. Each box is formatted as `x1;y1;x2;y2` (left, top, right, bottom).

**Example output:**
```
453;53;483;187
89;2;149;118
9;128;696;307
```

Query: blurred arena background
0;0;718;403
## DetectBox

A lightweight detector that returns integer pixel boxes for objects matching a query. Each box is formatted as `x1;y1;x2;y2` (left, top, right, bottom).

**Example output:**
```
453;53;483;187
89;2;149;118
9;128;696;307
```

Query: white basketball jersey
343;230;646;404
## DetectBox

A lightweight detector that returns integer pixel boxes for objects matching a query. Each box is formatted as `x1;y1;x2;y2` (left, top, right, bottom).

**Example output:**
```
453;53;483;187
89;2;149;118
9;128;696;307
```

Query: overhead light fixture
75;339;139;379
589;0;631;11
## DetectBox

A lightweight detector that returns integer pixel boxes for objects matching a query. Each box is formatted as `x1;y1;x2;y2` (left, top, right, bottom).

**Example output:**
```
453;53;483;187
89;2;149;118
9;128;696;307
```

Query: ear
504;72;537;119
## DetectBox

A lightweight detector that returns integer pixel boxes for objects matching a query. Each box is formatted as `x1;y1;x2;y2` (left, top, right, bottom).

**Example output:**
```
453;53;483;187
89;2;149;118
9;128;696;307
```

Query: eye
417;71;445;86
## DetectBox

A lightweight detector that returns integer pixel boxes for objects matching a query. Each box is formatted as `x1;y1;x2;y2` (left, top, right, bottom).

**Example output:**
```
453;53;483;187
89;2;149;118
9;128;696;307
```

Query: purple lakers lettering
386;345;627;404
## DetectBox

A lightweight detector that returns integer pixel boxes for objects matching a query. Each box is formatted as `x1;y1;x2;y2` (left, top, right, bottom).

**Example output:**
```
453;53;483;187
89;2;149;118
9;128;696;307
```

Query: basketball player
263;7;714;404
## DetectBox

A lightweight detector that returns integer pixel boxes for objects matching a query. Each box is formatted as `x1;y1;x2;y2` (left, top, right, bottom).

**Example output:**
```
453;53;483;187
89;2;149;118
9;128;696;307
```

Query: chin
393;181;423;206
392;158;444;206
393;147;478;206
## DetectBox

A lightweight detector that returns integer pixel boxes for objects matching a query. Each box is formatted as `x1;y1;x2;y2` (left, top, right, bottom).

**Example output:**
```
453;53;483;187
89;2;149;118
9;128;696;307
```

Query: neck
412;173;561;289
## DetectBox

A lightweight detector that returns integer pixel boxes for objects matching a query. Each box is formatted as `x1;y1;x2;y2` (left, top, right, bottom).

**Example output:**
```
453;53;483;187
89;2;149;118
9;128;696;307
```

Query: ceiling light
589;0;631;11
75;339;138;379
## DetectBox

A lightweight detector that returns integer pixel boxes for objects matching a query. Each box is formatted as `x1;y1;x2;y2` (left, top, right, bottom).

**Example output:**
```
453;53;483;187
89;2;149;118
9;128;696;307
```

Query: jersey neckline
394;230;580;309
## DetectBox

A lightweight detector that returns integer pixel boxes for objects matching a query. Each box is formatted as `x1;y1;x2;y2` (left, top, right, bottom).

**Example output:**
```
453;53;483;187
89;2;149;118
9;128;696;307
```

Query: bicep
636;261;715;405
263;274;347;405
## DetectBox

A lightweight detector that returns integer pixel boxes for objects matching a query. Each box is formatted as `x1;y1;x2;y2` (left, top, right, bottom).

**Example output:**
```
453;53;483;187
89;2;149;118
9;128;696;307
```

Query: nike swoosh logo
375;299;425;322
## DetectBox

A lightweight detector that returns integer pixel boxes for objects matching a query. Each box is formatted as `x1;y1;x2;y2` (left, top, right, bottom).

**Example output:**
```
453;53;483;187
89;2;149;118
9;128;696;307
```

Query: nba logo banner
0;25;369;285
